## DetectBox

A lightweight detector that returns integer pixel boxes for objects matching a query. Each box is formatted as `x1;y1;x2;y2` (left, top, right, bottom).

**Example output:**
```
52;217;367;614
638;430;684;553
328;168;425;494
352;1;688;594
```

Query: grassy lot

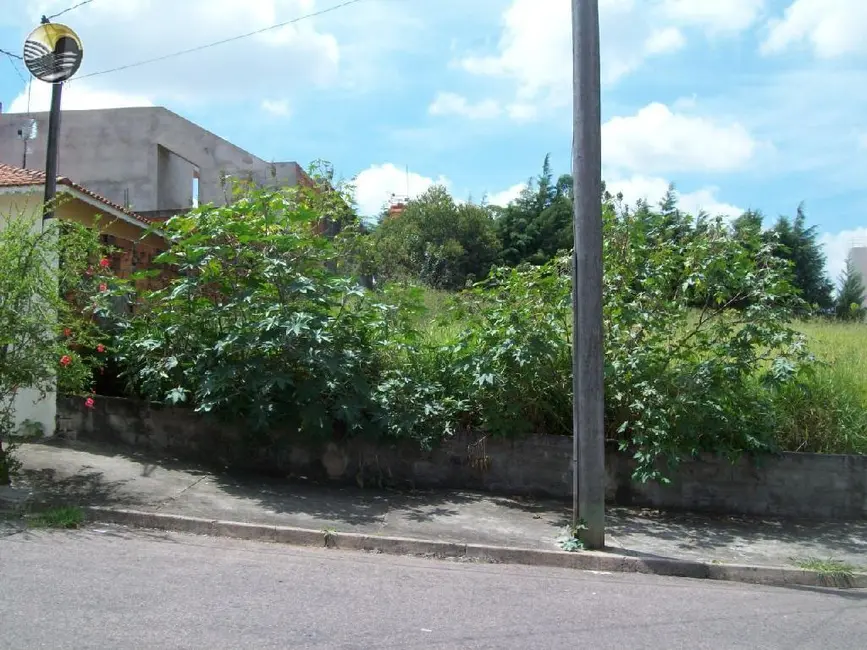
775;320;867;454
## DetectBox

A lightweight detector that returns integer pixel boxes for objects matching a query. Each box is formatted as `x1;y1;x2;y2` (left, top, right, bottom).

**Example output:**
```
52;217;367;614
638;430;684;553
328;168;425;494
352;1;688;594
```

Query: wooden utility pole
571;0;605;549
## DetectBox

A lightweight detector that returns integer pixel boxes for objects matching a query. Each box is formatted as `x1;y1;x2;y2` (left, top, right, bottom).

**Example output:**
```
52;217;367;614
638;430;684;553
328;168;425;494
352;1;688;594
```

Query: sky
1;0;867;280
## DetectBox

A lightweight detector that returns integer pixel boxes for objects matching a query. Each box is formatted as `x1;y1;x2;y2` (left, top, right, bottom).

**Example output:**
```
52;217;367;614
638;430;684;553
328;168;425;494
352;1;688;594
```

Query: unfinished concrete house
0;106;311;222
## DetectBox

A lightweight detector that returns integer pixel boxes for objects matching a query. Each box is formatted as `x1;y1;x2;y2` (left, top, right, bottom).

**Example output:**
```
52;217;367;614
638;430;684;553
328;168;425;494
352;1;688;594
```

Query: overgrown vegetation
113;177;464;451
373;185;500;290
3;157;866;488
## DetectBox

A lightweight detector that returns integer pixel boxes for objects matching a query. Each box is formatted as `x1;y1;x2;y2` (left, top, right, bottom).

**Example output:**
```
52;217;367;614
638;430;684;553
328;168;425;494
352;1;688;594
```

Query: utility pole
571;0;605;549
42;79;63;223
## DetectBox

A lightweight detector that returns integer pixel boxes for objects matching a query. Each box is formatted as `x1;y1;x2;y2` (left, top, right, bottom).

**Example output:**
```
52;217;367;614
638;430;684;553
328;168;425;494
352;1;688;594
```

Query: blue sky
2;0;867;278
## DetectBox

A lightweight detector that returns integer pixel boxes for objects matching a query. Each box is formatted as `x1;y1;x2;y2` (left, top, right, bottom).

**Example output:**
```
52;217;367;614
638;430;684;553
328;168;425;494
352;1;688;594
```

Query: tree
770;204;834;310
729;209;766;256
373;185;500;290
0;212;112;484
496;155;574;266
835;257;866;321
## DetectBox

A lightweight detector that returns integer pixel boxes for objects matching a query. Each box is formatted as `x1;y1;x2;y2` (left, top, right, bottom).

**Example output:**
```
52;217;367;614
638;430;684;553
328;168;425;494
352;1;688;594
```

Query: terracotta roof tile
0;162;152;227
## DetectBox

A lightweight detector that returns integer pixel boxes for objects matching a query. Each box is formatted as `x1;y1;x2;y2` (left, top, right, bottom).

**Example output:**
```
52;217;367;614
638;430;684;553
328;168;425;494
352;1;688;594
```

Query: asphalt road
1;526;865;649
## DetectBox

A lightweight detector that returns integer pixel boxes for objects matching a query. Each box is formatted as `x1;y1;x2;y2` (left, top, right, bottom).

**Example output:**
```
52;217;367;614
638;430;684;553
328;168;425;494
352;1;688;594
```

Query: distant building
386;193;408;218
848;244;867;307
0;106;312;221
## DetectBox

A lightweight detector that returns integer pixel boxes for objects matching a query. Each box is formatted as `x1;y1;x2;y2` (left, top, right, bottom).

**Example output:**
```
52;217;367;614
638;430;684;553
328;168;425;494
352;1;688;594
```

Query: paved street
1;527;865;649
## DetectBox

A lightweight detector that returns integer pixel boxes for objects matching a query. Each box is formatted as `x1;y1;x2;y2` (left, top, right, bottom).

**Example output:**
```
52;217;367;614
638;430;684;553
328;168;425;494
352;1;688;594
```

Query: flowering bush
0;212;116;483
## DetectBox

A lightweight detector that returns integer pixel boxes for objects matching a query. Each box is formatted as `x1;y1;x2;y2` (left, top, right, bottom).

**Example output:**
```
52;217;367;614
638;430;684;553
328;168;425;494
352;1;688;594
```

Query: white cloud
459;0;570;104
486;183;527;207
644;27;687;55
6;0;342;107
820;228;867;285
762;0;867;58
450;0;763;120
429;92;501;119
602;102;758;174
660;0;766;34
506;103;537;121
671;94;698;111
261;99;292;117
606;174;744;220
7;80;154;112
353;163;450;217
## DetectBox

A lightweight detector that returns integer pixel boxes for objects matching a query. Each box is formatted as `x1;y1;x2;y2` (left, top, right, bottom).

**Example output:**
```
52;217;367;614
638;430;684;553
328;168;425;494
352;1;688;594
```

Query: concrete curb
85;507;867;590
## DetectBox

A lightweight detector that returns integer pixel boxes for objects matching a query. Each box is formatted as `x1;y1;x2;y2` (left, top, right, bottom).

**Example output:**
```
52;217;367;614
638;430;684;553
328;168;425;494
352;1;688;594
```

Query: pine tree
771;204;834;310
836;257;866;321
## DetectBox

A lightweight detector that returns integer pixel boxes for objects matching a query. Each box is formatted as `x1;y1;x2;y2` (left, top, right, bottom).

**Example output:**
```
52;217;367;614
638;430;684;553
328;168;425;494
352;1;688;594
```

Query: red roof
0;162;152;227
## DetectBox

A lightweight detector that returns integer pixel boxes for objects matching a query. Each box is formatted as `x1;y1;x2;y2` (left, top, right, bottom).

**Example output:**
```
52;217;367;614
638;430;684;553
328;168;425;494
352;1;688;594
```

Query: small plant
557;520;587;552
792;556;860;587
27;506;85;529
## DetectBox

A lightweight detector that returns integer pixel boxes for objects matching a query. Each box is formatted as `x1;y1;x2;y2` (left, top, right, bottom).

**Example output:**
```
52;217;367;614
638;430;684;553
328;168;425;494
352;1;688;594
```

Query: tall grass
773;320;867;454
416;288;465;346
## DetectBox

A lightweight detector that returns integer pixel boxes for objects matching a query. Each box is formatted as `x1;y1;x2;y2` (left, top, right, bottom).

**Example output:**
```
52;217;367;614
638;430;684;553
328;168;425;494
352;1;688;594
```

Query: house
0;106;313;221
385;193;408;219
0;162;165;437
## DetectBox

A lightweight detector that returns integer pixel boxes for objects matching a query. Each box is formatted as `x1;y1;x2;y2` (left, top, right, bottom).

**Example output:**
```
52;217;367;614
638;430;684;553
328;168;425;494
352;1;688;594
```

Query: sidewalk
6;440;867;586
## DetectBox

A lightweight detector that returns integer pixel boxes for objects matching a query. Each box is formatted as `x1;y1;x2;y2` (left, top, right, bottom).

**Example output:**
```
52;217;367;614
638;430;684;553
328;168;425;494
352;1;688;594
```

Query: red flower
99;257;111;268
60;355;72;367
85;267;94;277
84;397;95;409
63;328;72;337
99;283;108;292
96;344;105;353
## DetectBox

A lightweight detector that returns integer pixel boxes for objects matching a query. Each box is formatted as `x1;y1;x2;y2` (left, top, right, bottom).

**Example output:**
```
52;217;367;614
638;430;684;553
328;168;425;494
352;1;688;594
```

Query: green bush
445;200;810;481
113;182;462;449
448;258;573;437
111;181;857;484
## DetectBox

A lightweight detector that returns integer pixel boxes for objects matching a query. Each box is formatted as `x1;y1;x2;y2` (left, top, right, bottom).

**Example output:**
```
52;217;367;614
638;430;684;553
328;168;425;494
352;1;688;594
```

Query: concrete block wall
0;107;303;213
57;396;867;520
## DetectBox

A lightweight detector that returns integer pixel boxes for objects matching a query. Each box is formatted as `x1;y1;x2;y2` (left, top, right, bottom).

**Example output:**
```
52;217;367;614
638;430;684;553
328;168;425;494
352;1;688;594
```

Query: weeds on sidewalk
27;506;84;530
557;520;587;552
792;556;861;587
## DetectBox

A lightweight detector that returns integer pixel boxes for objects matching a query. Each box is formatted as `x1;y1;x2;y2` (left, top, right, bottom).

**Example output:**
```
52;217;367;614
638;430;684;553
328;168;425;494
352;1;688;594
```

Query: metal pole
42;81;63;224
571;0;605;549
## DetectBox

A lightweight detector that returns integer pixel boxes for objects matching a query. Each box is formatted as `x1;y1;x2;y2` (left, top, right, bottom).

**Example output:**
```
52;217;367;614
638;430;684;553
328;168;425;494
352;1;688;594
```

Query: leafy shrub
113;183;462;449
448;258;573;437
110;181;823;483
447;200;810;481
